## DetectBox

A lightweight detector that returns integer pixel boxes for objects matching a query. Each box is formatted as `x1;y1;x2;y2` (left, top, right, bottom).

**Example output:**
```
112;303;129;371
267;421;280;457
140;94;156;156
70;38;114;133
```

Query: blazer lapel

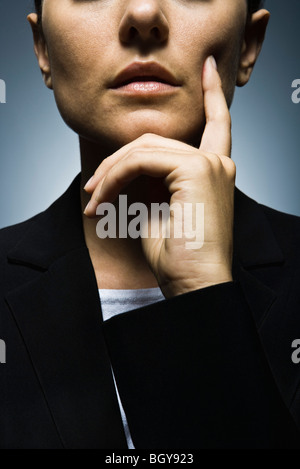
234;189;300;412
5;175;127;448
233;189;282;328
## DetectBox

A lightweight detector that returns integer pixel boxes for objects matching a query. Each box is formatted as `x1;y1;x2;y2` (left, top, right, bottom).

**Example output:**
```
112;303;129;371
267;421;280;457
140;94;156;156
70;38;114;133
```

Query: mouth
110;61;181;94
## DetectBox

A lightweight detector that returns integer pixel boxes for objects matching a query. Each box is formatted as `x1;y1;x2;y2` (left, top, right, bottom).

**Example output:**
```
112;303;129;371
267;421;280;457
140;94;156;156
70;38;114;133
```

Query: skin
28;0;270;297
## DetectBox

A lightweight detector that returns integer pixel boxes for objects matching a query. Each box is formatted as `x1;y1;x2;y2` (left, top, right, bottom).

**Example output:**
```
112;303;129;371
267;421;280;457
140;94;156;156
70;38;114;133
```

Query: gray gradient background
0;0;299;229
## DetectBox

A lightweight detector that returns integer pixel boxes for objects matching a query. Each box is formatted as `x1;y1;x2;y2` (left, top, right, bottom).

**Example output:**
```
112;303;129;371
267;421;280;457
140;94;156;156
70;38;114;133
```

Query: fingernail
208;55;217;70
84;201;91;214
84;176;94;191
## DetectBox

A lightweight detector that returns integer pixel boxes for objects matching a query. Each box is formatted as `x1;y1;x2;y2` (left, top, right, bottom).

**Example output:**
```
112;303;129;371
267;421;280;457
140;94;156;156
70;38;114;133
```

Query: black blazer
1;174;300;449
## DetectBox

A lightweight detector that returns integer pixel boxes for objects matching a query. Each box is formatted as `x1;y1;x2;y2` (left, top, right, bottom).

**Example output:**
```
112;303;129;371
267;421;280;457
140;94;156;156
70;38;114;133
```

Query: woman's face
32;0;256;149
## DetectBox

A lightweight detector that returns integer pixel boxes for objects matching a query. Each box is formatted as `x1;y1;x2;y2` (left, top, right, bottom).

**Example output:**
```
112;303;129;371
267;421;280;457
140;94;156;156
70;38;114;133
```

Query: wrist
161;269;233;298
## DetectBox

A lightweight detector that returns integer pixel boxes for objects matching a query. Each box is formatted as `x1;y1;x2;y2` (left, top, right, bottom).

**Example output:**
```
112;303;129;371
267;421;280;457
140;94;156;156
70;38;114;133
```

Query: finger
200;56;232;157
84;133;193;193
84;150;181;217
83;150;129;193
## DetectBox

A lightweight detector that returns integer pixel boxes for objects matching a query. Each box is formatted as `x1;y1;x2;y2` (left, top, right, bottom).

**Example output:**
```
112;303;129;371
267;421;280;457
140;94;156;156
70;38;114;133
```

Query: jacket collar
7;174;86;271
233;188;284;268
233;190;299;411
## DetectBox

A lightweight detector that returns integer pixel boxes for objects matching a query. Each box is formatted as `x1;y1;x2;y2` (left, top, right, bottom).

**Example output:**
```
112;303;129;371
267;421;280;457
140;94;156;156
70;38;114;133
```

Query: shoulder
261;202;300;227
235;188;300;264
0;214;40;260
0;173;83;265
259;203;300;259
0;174;84;294
0;214;45;296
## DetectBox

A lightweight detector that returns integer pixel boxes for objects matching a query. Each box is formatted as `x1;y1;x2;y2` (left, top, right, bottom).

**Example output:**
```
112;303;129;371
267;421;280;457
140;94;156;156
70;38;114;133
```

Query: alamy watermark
292;339;300;364
291;79;300;104
0;340;6;364
0;79;6;104
95;195;205;250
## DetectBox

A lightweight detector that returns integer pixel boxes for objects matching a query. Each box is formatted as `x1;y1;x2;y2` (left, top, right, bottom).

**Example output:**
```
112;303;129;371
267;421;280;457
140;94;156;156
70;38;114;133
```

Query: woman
1;0;300;449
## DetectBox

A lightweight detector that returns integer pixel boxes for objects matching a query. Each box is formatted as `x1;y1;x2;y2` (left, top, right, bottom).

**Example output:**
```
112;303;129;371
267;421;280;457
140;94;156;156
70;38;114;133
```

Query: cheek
209;19;245;105
44;13;114;96
43;18;116;130
180;12;245;105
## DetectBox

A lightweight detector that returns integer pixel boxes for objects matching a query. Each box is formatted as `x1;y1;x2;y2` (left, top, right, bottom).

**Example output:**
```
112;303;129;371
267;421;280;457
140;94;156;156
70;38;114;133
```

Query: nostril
128;26;138;40
119;9;169;46
151;27;160;40
124;26;163;44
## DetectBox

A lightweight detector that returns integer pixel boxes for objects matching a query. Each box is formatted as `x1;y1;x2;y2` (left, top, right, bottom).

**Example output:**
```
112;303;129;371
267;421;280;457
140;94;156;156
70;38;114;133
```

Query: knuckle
230;163;237;179
203;152;222;168
226;157;236;170
195;155;214;175
224;158;236;178
139;132;155;145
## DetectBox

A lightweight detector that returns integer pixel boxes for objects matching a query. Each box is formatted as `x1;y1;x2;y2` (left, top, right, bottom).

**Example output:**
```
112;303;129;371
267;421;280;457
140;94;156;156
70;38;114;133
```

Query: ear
236;9;270;87
27;13;53;90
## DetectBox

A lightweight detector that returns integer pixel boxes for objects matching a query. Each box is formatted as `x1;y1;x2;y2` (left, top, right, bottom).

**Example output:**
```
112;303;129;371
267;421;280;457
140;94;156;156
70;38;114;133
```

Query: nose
119;0;169;46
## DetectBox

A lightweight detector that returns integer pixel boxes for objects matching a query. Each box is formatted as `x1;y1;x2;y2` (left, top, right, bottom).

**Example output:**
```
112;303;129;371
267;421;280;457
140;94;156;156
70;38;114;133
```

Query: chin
74;111;204;151
103;119;203;148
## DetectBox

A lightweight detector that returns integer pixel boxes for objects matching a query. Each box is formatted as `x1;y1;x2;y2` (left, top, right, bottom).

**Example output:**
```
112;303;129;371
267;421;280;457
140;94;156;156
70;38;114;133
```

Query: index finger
199;56;232;157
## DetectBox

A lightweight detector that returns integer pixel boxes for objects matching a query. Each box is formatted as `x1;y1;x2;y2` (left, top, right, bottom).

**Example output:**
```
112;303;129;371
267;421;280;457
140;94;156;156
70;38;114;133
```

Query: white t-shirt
99;287;165;449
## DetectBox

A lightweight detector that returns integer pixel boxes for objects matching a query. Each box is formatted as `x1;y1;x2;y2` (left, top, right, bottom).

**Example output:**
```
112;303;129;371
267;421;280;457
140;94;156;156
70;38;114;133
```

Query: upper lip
110;61;180;88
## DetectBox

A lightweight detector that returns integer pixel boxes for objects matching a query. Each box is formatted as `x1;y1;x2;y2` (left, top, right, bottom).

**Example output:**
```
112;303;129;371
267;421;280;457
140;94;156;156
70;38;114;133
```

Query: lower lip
111;81;179;94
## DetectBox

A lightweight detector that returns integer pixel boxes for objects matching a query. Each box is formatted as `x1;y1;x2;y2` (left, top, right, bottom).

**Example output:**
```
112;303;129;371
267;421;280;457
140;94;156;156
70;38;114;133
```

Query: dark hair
249;0;265;13
34;0;42;21
34;0;265;23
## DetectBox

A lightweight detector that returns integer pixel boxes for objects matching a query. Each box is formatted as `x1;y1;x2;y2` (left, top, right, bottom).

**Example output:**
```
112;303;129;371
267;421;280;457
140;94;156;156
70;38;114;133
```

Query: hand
84;56;236;298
